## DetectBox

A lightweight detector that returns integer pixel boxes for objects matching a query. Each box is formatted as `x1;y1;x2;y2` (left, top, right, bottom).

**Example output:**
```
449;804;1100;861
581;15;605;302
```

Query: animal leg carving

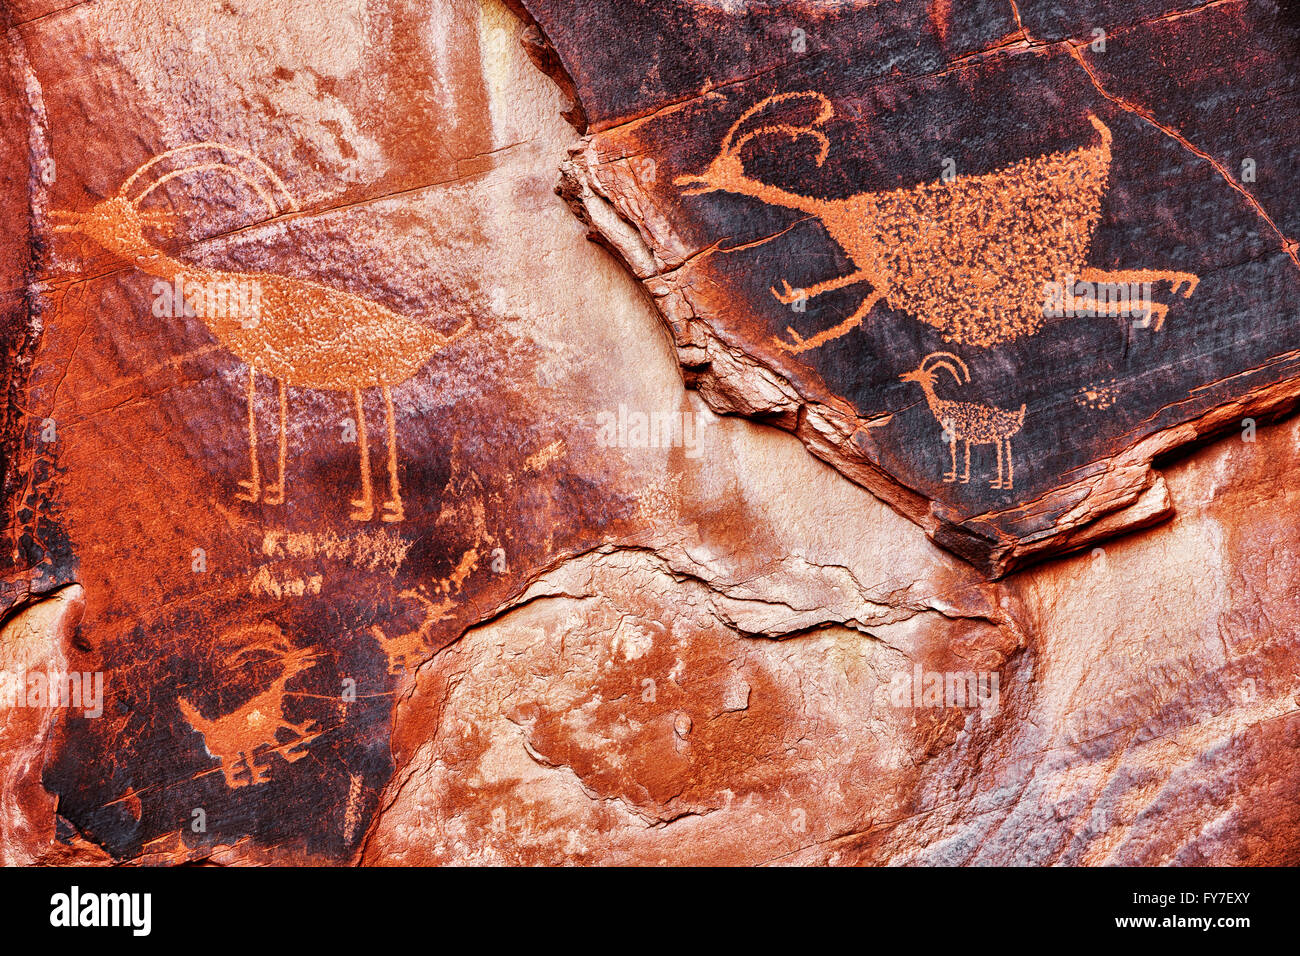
962;440;971;484
775;289;882;355
236;367;260;502
1137;301;1170;331
225;752;267;788
1078;267;1197;331
381;385;404;523
1004;438;1014;490
350;387;374;521
246;754;272;786
771;269;872;305
943;431;957;482
1070;292;1170;331
223;757;247;788
1080;268;1198;298
282;721;320;762
263;379;288;505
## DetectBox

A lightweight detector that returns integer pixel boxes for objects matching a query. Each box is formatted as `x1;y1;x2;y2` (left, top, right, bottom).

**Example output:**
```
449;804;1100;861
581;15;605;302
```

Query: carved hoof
235;478;260;503
1143;304;1169;331
990;480;1004;489
959;475;970;484
942;472;957;483
262;484;285;506
381;499;405;523
770;279;799;305
350;498;374;521
284;724;321;760
773;327;807;354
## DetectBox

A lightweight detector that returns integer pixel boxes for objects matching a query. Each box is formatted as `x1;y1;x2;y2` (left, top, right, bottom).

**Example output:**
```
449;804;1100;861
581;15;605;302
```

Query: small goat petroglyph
900;352;1025;490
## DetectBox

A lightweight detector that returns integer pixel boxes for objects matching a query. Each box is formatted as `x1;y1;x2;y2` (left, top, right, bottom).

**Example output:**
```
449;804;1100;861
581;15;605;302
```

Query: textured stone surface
0;0;1297;866
517;0;1300;574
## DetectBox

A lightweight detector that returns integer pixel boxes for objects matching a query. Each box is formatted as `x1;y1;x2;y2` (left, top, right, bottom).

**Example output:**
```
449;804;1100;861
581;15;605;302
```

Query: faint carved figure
49;144;471;522
1075;377;1119;410
177;627;321;788
372;588;453;675
900;352;1025;490
675;92;1199;354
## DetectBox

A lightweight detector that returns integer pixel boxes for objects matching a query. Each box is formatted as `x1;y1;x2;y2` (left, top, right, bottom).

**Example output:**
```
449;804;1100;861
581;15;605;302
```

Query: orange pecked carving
675;92;1198;354
177;627;322;788
900;352;1025;489
49;144;471;522
372;588;454;675
371;549;478;674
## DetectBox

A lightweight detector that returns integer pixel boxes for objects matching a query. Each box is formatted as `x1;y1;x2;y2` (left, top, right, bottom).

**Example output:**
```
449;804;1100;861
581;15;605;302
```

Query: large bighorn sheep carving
674;92;1198;354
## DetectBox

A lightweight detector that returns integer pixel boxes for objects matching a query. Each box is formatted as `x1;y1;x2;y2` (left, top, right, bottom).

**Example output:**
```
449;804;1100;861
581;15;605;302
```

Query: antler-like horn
720;91;834;164
921;351;970;383
119;143;298;218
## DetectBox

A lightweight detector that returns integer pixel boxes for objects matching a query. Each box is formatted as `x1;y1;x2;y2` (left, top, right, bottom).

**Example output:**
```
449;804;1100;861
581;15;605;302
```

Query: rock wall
0;0;1296;865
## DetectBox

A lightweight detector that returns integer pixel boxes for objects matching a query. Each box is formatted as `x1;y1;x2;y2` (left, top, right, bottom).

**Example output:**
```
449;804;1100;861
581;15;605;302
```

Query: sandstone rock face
517;0;1300;576
0;0;1297;866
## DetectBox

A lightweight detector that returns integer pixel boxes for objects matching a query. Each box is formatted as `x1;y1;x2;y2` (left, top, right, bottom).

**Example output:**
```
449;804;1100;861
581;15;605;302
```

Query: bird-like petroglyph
49;144;470;523
177;627;321;789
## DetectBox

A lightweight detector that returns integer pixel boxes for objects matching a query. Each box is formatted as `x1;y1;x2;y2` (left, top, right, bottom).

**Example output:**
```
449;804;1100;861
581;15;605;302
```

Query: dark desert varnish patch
519;0;1300;576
